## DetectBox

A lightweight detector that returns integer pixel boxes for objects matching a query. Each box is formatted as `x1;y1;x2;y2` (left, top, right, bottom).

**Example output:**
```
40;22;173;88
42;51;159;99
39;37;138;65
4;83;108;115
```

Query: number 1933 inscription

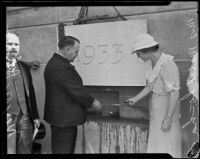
77;44;124;65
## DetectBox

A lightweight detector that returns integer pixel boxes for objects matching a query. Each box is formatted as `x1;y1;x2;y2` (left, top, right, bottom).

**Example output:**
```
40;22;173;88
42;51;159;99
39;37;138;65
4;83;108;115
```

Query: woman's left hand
161;115;172;132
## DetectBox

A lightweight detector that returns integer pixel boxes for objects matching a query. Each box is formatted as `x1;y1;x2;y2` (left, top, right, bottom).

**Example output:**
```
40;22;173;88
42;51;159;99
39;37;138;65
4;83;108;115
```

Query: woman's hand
125;98;137;106
161;115;173;132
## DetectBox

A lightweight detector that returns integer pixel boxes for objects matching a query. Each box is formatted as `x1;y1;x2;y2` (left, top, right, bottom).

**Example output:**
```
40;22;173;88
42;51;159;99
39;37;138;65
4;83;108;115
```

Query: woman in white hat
126;33;182;157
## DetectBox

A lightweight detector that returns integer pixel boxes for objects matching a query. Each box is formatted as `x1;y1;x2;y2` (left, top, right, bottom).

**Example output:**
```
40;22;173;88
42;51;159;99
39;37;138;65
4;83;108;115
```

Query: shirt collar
145;52;174;83
56;52;65;58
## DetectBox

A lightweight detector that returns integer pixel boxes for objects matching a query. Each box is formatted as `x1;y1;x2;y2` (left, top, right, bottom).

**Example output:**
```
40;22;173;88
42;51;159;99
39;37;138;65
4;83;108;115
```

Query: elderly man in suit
44;36;102;154
6;32;40;154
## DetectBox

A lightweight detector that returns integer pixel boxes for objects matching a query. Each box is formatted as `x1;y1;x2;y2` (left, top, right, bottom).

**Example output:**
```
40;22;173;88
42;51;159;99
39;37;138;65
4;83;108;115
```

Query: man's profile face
64;41;80;62
6;33;20;61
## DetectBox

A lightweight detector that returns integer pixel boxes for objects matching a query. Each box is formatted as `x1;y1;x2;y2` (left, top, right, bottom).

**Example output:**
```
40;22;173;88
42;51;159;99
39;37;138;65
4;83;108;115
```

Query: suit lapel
18;61;30;97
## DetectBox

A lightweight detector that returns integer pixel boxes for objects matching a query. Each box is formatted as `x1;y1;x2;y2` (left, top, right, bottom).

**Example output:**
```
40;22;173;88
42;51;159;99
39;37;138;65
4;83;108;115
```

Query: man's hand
33;119;40;128
31;60;40;69
92;99;102;110
25;60;40;69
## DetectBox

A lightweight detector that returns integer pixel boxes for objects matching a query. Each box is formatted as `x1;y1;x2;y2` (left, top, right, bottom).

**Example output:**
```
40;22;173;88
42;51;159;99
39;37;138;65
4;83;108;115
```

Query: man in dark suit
44;36;101;154
6;32;40;154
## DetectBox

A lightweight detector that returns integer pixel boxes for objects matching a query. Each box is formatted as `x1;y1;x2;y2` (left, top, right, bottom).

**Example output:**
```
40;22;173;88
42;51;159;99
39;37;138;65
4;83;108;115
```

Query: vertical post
58;23;65;41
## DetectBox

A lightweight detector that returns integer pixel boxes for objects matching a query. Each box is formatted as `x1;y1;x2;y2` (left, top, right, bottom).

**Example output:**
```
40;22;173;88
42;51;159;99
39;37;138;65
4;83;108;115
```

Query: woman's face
136;50;149;62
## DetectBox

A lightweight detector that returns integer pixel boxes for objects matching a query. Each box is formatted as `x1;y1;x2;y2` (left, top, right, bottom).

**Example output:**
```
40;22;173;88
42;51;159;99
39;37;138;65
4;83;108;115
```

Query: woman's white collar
146;52;174;83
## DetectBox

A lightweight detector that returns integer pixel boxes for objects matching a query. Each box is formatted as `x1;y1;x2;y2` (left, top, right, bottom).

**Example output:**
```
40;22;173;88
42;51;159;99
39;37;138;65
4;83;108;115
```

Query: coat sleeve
53;66;94;108
19;61;39;120
27;66;39;120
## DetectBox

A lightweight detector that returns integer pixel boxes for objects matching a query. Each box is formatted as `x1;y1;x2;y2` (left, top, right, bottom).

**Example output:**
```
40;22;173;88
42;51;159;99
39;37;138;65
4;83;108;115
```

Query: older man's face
6;33;20;61
63;41;80;62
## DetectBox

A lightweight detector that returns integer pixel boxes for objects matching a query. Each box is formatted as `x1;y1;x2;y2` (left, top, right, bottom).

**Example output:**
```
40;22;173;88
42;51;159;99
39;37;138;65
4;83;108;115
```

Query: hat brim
131;41;158;54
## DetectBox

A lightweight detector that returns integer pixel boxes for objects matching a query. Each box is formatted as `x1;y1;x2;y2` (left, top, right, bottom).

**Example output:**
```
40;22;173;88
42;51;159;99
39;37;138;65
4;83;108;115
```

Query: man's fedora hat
132;33;158;54
32;142;41;154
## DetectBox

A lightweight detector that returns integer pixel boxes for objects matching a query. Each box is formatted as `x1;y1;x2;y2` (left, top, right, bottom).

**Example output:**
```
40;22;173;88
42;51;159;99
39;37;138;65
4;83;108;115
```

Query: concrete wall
6;2;198;157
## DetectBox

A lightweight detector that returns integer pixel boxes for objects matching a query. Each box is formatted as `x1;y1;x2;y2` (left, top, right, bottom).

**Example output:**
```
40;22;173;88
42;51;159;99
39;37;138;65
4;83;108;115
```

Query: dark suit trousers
51;125;77;154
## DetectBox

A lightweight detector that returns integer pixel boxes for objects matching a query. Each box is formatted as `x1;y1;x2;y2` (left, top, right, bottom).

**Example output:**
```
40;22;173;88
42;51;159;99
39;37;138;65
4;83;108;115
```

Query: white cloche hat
132;33;158;54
